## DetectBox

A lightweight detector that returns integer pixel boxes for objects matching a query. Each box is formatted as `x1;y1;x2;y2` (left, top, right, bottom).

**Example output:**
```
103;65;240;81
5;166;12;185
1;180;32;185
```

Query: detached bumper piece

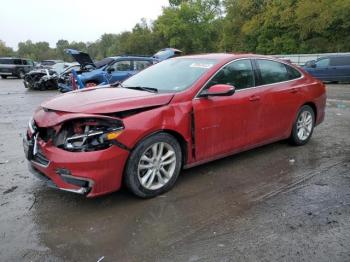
55;168;94;194
33;147;50;167
29;164;92;195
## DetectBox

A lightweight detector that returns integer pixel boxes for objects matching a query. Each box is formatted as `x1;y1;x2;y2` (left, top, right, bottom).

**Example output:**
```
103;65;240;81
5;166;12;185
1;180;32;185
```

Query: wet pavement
0;80;349;262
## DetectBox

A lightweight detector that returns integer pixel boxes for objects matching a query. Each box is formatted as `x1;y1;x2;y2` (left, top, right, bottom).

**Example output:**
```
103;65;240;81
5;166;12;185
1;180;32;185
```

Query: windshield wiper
124;85;158;93
115;82;158;93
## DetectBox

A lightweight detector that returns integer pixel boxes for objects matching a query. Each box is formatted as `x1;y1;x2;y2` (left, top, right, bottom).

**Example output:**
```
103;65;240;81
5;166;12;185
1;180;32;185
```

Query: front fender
116;102;193;162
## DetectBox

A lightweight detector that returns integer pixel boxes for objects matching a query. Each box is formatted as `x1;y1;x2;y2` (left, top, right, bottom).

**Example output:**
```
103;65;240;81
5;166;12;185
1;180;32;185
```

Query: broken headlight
55;118;124;152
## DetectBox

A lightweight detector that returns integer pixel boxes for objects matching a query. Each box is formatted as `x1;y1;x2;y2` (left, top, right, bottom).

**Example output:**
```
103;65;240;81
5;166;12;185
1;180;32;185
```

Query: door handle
249;95;260;101
290;88;298;93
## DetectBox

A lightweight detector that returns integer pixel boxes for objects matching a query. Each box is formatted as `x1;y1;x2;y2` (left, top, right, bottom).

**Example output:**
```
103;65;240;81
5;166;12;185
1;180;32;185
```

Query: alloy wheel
296;111;313;141
137;142;176;190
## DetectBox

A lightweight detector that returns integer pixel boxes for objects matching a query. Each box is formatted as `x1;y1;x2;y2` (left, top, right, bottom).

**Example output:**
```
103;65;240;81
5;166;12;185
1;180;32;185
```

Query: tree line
1;0;349;61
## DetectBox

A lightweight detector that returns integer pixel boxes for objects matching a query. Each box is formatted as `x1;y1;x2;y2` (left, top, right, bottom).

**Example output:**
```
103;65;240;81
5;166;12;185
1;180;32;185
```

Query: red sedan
24;54;326;198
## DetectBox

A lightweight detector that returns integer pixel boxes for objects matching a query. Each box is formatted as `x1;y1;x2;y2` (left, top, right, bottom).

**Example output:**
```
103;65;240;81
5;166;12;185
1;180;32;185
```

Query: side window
315;58;330;67
257;59;290;85
206;59;255;90
134;60;152;71
285;64;302;80
22;60;28;65
111;60;132;71
13;59;22;65
330;57;350;66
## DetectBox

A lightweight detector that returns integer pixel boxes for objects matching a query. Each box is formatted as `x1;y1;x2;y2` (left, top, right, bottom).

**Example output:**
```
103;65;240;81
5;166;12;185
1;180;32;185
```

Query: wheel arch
302;102;317;120
128;129;188;168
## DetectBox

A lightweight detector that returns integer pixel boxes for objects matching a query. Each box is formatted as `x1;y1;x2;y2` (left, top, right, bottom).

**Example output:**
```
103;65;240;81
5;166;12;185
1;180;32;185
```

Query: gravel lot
0;79;349;262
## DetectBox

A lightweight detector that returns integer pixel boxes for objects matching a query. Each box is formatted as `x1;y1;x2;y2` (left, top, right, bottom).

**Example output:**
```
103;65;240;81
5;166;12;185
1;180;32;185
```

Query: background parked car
78;56;157;88
58;48;181;92
152;48;182;60
303;55;350;82
58;49;116;92
23;62;80;90
0;57;35;79
37;60;64;69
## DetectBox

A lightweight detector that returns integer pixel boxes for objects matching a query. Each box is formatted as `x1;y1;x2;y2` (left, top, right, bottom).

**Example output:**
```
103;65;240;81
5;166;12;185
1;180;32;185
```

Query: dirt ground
0;79;349;262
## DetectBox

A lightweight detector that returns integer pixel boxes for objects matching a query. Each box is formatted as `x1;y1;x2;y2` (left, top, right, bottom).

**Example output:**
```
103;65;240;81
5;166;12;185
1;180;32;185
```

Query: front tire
289;105;315;146
124;133;182;198
1;75;7;79
18;71;25;79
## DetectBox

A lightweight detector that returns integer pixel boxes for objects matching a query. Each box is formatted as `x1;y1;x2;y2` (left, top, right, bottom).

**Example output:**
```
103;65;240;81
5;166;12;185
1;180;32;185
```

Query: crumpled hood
41;87;174;114
27;69;53;76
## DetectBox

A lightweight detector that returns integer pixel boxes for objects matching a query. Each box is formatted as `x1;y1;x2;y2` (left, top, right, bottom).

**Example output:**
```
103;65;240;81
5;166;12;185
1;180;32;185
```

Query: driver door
192;59;261;161
108;60;134;83
309;58;331;81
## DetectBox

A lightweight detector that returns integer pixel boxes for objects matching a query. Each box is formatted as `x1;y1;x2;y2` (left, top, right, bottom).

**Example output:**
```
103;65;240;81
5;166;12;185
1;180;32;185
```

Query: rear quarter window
285;64;302;79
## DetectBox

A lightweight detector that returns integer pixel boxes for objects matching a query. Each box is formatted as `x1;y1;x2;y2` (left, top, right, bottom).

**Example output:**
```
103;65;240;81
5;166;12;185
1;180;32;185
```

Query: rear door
254;59;303;142
329;56;350;81
22;59;31;73
193;59;261;161
310;57;333;81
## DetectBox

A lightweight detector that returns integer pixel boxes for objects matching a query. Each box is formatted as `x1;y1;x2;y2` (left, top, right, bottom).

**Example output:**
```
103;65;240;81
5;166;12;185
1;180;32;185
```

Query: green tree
56;39;70;60
155;0;224;53
0;40;14;56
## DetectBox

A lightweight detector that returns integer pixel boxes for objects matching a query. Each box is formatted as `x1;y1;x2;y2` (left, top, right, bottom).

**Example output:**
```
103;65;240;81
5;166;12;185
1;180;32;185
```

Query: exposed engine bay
32;118;124;152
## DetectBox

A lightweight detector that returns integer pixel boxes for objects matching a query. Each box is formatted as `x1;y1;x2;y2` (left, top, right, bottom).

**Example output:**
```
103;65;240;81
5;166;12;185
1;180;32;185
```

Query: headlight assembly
54;118;124;152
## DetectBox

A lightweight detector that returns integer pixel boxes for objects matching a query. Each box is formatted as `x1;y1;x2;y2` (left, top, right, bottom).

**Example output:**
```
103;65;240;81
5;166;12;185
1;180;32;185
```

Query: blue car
303;55;350;82
80;56;157;87
60;48;182;92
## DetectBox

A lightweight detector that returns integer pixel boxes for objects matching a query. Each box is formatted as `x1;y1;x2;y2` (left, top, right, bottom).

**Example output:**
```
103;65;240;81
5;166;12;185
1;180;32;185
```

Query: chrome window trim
194;57;304;99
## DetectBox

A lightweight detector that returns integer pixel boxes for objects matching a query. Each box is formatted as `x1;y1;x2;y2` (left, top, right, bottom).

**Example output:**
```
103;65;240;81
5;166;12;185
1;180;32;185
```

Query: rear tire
1;76;7;79
124;133;182;198
289;105;315;146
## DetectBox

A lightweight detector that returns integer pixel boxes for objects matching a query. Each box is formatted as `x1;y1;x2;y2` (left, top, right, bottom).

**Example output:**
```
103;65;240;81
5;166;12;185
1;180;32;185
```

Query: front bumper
28;164;90;194
25;136;129;197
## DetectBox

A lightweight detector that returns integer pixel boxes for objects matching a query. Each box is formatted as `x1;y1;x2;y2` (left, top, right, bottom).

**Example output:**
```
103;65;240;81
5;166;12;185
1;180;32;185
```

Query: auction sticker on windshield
190;63;213;69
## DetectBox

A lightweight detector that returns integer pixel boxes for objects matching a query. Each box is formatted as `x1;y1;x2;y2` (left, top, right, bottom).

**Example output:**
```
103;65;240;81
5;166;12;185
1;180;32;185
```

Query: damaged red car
24;54;326;198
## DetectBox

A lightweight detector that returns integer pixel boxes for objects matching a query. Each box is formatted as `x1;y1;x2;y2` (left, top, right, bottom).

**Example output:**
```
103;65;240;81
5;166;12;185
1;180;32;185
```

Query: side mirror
200;84;235;97
306;60;316;68
107;67;115;73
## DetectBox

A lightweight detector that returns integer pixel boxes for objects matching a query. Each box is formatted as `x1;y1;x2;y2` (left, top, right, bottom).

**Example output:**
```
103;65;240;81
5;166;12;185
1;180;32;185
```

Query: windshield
122;58;218;92
51;63;66;74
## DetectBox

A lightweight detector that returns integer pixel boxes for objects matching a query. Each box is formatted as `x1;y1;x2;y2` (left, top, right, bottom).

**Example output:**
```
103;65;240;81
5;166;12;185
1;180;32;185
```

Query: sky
0;0;169;50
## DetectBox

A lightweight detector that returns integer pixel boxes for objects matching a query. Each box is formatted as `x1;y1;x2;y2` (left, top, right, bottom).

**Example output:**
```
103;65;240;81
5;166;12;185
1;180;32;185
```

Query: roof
0;57;27;59
178;53;295;62
181;53;236;60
